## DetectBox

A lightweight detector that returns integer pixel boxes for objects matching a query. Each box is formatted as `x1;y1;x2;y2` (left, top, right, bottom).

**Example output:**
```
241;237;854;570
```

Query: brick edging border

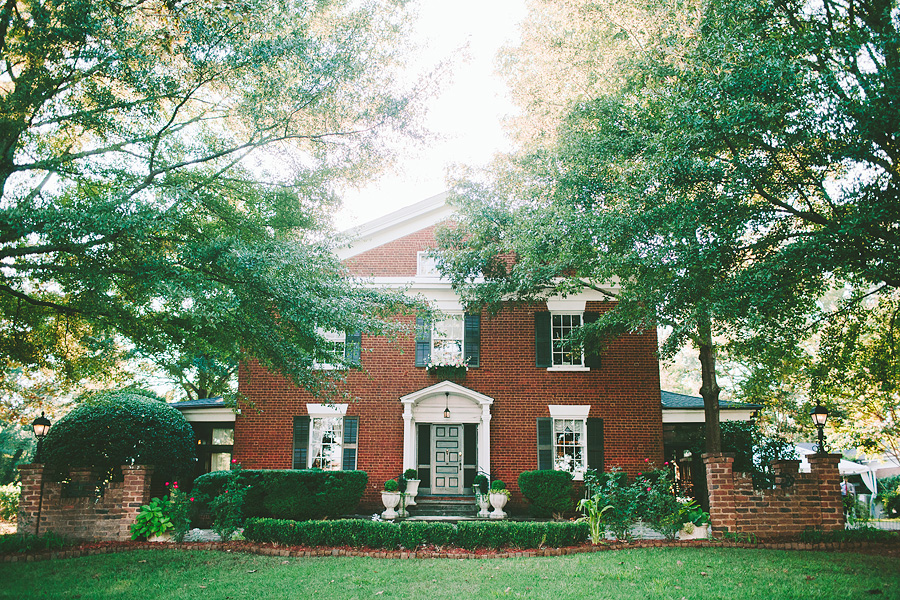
2;539;896;563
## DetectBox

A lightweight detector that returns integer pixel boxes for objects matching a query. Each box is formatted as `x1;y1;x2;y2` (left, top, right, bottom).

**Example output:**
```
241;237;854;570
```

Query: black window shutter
415;316;431;367
583;312;601;370
537;417;553;470
342;416;359;470
345;332;362;366
464;313;480;367
293;416;310;469
535;312;551;368
587;417;604;471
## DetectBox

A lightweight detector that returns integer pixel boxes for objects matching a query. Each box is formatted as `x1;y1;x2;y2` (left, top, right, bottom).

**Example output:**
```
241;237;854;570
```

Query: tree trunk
697;311;722;454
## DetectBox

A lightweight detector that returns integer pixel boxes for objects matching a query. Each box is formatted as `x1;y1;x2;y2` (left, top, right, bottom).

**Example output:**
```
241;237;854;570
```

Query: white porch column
479;403;491;476
402;402;415;471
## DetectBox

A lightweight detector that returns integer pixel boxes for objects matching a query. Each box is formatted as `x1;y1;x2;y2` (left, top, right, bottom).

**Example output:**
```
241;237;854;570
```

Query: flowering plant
425;356;469;370
209;461;249;541
167;481;193;542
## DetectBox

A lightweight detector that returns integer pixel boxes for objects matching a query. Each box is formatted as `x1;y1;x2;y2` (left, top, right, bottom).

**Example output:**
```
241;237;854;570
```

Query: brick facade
237;220;664;510
17;464;153;541
704;453;844;537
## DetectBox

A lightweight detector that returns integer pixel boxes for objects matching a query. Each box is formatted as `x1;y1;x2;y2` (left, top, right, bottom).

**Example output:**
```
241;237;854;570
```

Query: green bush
0;483;19;521
41;391;195;484
193;469;367;521
876;475;900;517
0;531;75;554
243;518;589;550
518;470;575;517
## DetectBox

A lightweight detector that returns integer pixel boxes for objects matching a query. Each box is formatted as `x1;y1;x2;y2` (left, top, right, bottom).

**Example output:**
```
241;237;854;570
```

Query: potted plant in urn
489;480;510;519
381;479;402;520
677;501;710;540
473;474;491;518
403;468;420;506
130;496;174;542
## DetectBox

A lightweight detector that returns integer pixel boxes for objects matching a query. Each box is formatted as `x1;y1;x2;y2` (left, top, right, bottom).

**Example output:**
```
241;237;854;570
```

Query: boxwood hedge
243;517;589;550
193;469;367;520
517;470;576;517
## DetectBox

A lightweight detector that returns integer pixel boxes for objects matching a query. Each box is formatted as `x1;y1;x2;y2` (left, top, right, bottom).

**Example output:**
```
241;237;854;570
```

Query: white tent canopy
797;446;877;494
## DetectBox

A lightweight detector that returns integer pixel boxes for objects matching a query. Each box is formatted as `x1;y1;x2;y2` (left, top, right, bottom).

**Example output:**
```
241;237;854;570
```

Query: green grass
0;547;897;599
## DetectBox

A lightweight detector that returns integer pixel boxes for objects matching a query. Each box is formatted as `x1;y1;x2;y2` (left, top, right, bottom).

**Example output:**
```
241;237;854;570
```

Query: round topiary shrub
42;391;196;484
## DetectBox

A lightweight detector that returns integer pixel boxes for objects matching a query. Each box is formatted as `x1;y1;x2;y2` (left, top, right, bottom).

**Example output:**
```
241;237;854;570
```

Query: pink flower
647;487;651;492
190;497;195;502
165;482;170;486
638;472;642;476
231;459;238;464
644;458;650;463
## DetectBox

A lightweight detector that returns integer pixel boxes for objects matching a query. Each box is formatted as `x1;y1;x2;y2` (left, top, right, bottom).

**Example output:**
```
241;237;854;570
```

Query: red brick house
232;193;665;509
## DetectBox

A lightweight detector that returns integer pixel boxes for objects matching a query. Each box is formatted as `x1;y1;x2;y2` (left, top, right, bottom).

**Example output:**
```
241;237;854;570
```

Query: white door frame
399;381;493;479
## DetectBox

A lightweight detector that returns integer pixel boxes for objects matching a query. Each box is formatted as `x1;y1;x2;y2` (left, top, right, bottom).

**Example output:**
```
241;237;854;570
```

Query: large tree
0;0;426;413
439;0;899;454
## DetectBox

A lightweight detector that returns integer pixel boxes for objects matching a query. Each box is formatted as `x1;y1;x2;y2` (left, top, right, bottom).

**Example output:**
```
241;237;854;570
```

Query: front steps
406;495;478;519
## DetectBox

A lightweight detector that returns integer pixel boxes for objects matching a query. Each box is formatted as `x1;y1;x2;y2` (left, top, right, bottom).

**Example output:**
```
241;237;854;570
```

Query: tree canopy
437;0;899;454
0;0;427;415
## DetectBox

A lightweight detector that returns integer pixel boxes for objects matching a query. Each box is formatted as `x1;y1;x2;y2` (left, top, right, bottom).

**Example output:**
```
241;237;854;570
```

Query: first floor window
538;406;594;480
293;406;358;470
553;418;585;477
310;417;343;470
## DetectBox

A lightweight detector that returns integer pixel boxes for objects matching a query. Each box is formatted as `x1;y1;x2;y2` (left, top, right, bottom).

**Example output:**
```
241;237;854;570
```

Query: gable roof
336;191;453;260
170;397;226;409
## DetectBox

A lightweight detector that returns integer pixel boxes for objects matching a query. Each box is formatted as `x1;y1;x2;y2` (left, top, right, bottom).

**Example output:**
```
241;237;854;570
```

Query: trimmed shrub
243;518;589;550
41;391;195;484
518;470;575;517
194;469;367;521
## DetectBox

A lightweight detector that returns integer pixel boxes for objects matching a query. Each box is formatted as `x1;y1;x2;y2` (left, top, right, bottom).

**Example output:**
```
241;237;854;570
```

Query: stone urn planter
489;491;508;519
677;523;709;540
405;479;420;506
476;493;491;518
381;491;401;519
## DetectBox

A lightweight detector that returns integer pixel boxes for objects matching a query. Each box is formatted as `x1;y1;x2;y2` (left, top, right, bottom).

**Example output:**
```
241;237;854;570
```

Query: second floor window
415;314;480;368
551;313;583;367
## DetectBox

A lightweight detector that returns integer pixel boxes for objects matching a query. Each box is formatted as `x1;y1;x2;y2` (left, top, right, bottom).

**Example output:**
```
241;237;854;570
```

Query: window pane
212;428;234;445
310;417;343;471
551;313;583;366
211;452;232;472
432;315;464;363
553;418;585;476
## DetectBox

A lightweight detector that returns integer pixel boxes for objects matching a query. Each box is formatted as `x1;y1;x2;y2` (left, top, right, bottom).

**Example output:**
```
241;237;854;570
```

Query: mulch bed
3;538;900;563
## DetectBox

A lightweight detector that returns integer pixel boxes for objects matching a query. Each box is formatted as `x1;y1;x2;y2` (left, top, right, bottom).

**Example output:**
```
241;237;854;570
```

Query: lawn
1;547;898;599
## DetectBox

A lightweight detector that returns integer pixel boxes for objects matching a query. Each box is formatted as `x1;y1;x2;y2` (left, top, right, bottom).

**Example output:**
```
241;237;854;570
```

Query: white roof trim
178;407;236;423
548;405;591;419
306;403;349;417
337;192;454;260
662;408;756;423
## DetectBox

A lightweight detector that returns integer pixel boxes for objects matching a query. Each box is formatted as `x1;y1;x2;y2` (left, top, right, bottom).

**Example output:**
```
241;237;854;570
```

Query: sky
334;0;528;231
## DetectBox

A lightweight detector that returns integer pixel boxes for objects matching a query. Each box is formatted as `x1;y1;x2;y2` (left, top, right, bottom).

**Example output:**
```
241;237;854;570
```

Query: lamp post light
810;401;829;455
30;411;51;536
443;392;451;419
31;411;51;463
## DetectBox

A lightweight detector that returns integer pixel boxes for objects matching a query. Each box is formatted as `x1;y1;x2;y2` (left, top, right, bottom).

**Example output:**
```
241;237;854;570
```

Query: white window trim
548;405;590;480
417;250;440;277
313;330;347;370
430;312;466;365
305;404;349;471
548;311;588;370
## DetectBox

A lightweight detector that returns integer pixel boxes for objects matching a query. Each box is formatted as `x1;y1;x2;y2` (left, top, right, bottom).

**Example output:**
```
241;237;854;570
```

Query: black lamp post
810;401;829;455
31;411;51;536
31;411;51;463
444;392;451;419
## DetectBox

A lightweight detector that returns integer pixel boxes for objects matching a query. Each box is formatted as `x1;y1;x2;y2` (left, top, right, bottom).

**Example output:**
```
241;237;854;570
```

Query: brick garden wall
704;453;844;537
17;464;153;541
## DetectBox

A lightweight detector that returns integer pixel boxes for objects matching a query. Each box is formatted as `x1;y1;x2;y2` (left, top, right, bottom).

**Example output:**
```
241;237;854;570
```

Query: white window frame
548;405;590;480
417;250;440;277
431;312;465;365
313;330;346;370
306;404;349;471
547;311;589;371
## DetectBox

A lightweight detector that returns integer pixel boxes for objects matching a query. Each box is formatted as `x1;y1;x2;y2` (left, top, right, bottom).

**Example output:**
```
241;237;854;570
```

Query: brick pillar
119;465;154;541
16;463;45;536
771;460;801;489
808;453;843;531
704;453;737;533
